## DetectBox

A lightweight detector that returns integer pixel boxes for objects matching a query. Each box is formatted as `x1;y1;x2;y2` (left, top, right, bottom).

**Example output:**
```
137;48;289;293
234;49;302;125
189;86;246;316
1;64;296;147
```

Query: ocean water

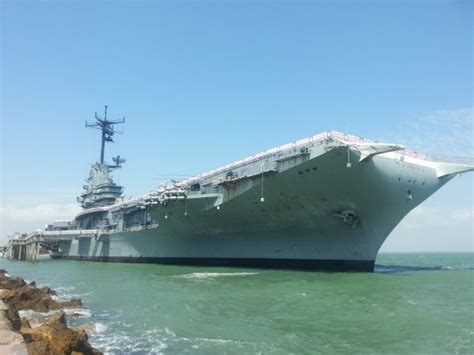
0;253;472;354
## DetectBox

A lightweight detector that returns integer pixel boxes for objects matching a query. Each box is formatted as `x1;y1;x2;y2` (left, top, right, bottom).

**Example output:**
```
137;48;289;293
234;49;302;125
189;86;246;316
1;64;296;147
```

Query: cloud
399;206;473;228
382;205;474;252
451;208;474;221
386;108;473;158
0;203;81;242
1;204;80;222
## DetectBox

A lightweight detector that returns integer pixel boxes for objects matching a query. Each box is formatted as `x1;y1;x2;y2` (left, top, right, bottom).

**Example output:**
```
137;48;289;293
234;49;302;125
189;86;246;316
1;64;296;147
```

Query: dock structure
5;230;97;261
5;232;42;261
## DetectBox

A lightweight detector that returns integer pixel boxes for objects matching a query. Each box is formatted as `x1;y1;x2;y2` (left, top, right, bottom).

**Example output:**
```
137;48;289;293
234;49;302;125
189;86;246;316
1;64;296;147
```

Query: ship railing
147;131;405;196
7;229;99;244
142;189;186;205
42;229;99;236
397;150;429;160
9;230;43;243
170;130;380;188
108;130;454;208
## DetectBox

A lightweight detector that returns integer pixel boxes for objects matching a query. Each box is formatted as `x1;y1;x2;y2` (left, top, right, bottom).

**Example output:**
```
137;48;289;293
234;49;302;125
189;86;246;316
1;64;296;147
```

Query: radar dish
112;155;126;166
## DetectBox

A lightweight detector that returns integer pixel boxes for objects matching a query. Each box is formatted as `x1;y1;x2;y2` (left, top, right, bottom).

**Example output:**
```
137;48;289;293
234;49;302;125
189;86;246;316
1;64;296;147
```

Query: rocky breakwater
0;269;101;354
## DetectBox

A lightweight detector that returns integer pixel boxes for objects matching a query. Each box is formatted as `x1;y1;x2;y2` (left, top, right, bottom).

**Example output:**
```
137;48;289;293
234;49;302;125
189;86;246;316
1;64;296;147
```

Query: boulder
22;323;99;355
2;308;21;331
39;311;67;328
58;298;82;309
2;285;55;312
0;273;27;290
0;270;102;354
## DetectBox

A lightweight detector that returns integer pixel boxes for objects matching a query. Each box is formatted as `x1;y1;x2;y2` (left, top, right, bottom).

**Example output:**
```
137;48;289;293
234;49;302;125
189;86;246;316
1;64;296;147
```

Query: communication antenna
85;105;125;164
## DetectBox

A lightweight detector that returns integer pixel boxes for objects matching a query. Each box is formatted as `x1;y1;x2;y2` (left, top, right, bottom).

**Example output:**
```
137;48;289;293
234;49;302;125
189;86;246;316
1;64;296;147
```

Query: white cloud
382;205;474;252
451;208;473;221
1;204;80;222
402;206;473;228
386;108;473;158
0;203;81;243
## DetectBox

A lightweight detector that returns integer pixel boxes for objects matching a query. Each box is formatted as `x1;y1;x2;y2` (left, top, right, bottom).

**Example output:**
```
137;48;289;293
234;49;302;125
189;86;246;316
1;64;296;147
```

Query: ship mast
85;105;125;164
79;106;126;209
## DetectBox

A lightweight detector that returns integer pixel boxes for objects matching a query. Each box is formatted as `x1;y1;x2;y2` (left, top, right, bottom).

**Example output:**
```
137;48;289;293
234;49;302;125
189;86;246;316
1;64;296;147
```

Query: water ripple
375;264;474;273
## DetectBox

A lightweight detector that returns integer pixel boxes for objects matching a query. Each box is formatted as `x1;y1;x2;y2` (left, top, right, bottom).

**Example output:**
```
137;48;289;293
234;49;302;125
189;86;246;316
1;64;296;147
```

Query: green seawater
0;253;472;354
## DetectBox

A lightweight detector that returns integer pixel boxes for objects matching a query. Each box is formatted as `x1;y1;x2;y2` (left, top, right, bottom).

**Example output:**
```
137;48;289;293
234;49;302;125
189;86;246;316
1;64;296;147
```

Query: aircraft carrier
7;107;474;271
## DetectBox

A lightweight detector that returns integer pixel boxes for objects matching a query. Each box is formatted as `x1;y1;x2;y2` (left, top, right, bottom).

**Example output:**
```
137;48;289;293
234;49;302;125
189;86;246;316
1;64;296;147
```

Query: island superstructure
6;107;474;271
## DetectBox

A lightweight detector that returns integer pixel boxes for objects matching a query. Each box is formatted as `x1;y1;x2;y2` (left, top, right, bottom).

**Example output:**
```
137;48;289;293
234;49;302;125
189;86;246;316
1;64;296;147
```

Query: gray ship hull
6;130;468;270
49;140;466;271
51;255;374;271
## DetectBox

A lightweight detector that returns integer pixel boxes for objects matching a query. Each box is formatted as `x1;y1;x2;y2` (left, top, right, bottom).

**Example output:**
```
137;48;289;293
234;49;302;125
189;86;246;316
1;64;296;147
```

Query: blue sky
1;0;472;250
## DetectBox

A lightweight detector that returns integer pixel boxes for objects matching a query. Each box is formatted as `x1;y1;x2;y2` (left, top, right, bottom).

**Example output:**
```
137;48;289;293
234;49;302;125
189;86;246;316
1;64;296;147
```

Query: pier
5;232;43;261
5;230;97;261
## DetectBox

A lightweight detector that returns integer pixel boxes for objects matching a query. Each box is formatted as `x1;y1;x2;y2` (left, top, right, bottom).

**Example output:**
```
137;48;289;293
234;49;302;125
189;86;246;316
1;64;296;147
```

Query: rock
1;285;80;313
2;285;55;312
43;287;57;296
20;317;31;329
0;330;28;354
0;273;27;290
0;271;102;354
26;340;51;354
22;324;99;355
58;298;82;309
2;308;21;331
40;311;67;328
72;324;94;333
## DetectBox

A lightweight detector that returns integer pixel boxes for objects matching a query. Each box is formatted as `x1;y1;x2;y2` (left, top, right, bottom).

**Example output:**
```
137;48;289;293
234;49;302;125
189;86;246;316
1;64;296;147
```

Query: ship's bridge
77;163;123;209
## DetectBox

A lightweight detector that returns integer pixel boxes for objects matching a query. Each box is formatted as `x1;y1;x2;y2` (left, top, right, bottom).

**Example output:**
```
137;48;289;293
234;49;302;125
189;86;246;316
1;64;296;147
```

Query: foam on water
375;264;444;273
376;264;474;273
48;284;92;303
441;266;454;270
53;286;75;294
63;307;93;318
93;322;108;333
159;326;252;347
18;309;57;319
88;320;253;354
91;326;168;354
176;272;258;280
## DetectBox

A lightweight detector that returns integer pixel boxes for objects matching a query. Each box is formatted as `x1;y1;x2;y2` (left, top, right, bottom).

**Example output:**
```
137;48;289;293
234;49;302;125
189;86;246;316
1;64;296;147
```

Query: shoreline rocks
0;269;101;355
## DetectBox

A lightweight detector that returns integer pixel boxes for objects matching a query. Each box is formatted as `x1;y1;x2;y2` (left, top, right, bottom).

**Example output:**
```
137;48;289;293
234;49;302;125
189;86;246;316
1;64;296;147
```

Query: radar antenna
85;105;125;164
111;155;126;168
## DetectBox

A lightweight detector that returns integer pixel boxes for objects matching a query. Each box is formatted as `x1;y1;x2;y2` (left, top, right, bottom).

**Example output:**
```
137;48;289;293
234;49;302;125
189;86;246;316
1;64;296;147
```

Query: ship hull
50;148;449;272
9;131;471;268
50;225;379;272
51;254;374;271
